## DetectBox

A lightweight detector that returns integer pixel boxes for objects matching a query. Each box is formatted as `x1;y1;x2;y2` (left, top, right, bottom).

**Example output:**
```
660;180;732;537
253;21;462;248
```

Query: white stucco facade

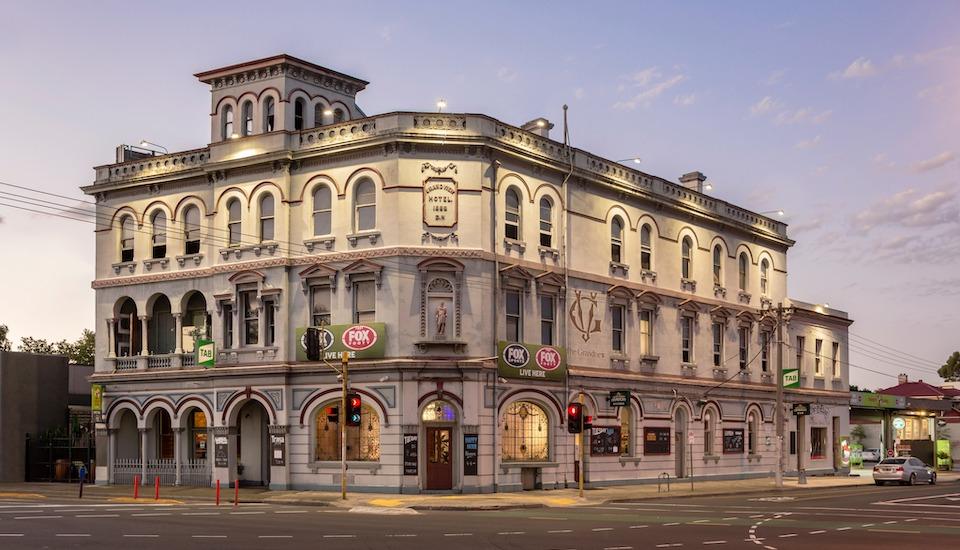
85;55;852;492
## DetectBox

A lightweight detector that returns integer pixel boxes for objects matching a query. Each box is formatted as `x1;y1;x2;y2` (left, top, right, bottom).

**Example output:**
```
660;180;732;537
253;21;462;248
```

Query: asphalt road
1;482;959;549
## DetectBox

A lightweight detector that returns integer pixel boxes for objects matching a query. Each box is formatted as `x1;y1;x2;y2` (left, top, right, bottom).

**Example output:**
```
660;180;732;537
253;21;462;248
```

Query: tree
0;324;10;351
850;425;867;445
17;330;95;364
72;329;95;365
939;351;960;382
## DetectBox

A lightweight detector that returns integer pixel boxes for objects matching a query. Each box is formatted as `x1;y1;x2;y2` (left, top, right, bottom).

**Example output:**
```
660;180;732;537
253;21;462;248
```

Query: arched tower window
119;215;135;262
611;216;624;263
294;98;305;130
150;211;167;259
259;194;275;242
504;187;521;240
226;198;241;246
221;105;234;140
312;185;332;236
681;236;693;279
760;259;770;295
712;245;722;286
241;101;253;136
333;108;345;123
313;104;325;128
263;97;275;132
354;179;376;232
640;224;652;270
183;205;201;255
738;252;749;291
539;197;553;248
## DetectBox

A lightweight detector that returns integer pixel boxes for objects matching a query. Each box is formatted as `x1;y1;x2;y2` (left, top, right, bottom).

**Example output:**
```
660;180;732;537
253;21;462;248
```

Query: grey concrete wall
0;352;69;482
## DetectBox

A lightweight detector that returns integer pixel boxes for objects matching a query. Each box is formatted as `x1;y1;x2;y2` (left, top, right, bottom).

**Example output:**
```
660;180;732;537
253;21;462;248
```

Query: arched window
294;98;305;130
183;205;201;255
738;253;749;291
611;216;624;263
313;104;325;128
150;211;167;259
241;101;253;136
186;409;208;460
148;295;175;354
640;224;652;270
119;215;135;262
221;105;234;140
115;298;140;356
259;194;275;242
226;198;241;246
620;406;632;456
312;185;332;236
333;108;345;123
315;402;380;461
354;179;376;231
504;187;521;240
712;245;722;286
703;408;716;455
539;197;553;248
760;259;770;295
747;410;759;455
681;236;693;279
422;400;457;423
263;97;275;132
501;401;549;462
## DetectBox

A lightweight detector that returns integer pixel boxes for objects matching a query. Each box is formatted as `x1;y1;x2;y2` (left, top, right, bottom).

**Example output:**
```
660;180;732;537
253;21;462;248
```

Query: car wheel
930;473;937;485
875;481;883;486
909;473;917;486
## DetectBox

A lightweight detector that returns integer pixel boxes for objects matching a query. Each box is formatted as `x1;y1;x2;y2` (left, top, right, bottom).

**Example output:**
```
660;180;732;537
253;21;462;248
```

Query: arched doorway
145;408;175;484
149;296;175;354
421;400;457;490
236;401;270;486
674;407;688;478
182;292;210;353
115;298;141;356
181;406;211;486
112;408;140;484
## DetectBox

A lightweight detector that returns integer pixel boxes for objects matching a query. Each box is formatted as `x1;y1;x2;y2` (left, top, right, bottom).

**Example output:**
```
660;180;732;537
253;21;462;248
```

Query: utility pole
775;303;785;489
340;351;349;501
578;391;585;498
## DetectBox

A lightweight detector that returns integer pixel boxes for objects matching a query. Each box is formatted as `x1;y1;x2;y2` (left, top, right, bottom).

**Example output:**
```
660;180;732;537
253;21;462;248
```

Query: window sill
500;461;558;471
748;453;762;462
703;454;721;464
503;238;526;253
640;269;657;284
304;235;335;252
176;253;204;267
609;261;629;276
712;367;727;378
713;285;727;299
310;461;381;473
538;245;560;260
639;354;659;363
112;261;137;275
143;257;170;271
347;230;380;246
219;242;279;260
681;363;697;376
610;355;630;370
619;456;642;466
681;278;697;292
738;290;752;304
415;339;467;354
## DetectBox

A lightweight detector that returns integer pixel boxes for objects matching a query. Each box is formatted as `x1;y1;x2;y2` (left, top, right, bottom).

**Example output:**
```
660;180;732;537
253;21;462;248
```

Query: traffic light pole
775;303;784;489
341;351;349;501
578;392;584;498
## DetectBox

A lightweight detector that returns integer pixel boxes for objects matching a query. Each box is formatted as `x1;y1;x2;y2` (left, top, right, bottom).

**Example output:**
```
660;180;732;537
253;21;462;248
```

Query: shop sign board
403;434;418;476
892;417;906;430
296;323;387;361
270;434;285;466
463;434;479;476
853;392;901;409
792;403;811;416
91;384;104;413
608;390;630;408
783;368;800;389
196;339;215;368
497;341;566;381
214;436;229;468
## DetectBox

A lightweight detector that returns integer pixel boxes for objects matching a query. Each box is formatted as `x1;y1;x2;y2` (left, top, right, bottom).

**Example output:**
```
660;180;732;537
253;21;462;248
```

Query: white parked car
861;448;881;462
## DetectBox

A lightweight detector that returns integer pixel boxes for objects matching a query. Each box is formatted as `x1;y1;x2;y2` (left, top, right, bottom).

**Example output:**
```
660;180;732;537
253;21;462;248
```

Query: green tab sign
296;323;387;361
196;339;215;368
497;341;566;382
783;368;800;388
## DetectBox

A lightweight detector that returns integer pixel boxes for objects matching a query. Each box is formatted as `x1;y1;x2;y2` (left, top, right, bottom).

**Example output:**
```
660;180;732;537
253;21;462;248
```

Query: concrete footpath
2;471;957;510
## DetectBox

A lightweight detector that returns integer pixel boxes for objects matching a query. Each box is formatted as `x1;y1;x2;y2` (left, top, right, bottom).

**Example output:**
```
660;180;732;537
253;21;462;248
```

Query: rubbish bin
54;459;70;481
521;467;542;490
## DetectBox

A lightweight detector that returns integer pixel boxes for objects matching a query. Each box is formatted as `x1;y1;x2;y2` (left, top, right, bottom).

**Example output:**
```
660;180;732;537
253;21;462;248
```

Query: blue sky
0;1;957;388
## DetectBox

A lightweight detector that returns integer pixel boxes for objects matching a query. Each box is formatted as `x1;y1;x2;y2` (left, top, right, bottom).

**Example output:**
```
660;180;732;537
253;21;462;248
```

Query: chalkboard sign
723;428;745;454
463;434;479;476
214;435;229;468
643;427;671;455
270;434;286;466
590;426;622;456
403;434;418;475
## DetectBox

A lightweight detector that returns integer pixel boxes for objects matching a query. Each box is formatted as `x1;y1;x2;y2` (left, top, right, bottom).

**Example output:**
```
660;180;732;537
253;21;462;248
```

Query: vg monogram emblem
569;290;602;342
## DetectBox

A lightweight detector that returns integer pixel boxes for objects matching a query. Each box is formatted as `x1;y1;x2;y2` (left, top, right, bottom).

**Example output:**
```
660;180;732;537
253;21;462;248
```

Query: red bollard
234;479;239;507
133;475;140;499
154;476;160;501
215;479;221;506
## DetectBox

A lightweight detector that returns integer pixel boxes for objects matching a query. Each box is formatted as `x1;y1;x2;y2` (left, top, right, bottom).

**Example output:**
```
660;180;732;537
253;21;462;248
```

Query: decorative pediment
342;259;383;288
736;309;758;326
499;263;534;290
636;290;663;311
677;298;706;314
298;263;338;293
758;314;777;330
227;269;266;285
536;271;566;294
417;257;465;274
607;284;635;305
710;305;735;323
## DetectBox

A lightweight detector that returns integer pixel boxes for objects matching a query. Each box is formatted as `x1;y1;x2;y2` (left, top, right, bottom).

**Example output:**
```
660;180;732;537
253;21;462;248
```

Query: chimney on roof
521;117;553;139
680;171;706;192
898;373;908;385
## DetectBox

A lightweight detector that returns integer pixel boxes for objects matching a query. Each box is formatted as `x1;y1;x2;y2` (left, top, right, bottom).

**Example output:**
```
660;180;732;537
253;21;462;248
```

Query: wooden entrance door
425;427;453;490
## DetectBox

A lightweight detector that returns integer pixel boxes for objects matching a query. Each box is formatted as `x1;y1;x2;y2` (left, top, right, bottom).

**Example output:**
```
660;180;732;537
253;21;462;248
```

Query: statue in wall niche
435;301;448;338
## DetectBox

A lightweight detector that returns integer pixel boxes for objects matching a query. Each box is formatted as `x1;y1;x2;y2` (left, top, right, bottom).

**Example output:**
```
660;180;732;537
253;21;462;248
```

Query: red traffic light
350;396;361;408
567;402;583;433
346;393;362;427
568;404;580;417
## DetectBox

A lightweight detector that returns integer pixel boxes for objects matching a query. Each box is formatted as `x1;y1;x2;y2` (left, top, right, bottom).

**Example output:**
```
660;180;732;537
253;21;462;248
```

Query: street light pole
578;391;585;498
775;302;785;489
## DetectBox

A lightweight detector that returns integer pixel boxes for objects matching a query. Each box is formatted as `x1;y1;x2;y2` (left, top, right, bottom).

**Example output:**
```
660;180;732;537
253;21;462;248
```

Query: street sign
196;339;215;368
609;390;630;408
792;403;810;416
783;368;800;388
892;417;906;430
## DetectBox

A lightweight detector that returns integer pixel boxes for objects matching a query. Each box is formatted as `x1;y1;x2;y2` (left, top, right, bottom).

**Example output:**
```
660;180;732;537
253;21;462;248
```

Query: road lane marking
56;534;90;537
867;529;922;534
444;533;472;537
861;523;875;527
274;510;308;514
528;516;565;520
664;522;681;526
778;533;797;538
656;544;683;548
259;535;293;538
192;535;227;538
183;512;219;516
703;542;727;545
123;535;159;538
13;516;61;519
604;546;633;550
836;527;851;531
722;517;738;521
498;531;525;535
882;521;897;524
386;534;418;537
629;525;648;529
905;518;918;522
593;527;614;531
230;511;265;515
0;534;25;537
691;523;731;526
323;535;356;538
132;513;170;517
75;514;119;518
548;529;573;533
809;530;826;534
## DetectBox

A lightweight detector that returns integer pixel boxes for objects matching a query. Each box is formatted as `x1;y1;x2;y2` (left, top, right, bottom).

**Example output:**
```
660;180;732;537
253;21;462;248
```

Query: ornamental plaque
423;178;458;228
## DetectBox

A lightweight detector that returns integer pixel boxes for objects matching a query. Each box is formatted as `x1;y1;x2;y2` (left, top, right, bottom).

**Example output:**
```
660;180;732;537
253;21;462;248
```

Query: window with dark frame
241;291;258;346
227;199;241;246
120;216;135;262
815;338;823;376
310;285;331;327
789;431;797;454
761;331;770;372
264;300;275;347
739;326;749;369
313;104;325;128
681;237;693;279
796;336;805;371
643;427;671;455
222;303;233;348
505;290;521;342
611;216;623;263
611;305;624;353
242;101;253;136
639;309;652;355
294;98;305;130
681;315;693;363
151;211;167;259
640;224;652;270
355;179;376;232
505;187;520;240
712;245;722;286
264;97;275;132
832;341;840;378
539;197;553;248
811;427;827;458
259;194;275;242
738;252;748;291
353;280;376;323
540;294;555;345
222;105;234;139
184;206;201;255
312;186;332;236
712;321;723;367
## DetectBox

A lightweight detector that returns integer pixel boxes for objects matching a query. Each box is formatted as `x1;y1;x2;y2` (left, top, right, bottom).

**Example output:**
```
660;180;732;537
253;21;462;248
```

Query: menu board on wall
643;427;671;455
214;435;229;468
463;434;479;476
723;429;745;454
270;434;286;466
403;434;418;476
590;427;622;456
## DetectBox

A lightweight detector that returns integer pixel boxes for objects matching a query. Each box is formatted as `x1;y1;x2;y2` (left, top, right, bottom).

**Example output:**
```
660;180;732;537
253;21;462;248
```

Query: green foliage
939;351;960;382
15;329;95;364
849;384;861;392
850;425;867;444
0;324;10;351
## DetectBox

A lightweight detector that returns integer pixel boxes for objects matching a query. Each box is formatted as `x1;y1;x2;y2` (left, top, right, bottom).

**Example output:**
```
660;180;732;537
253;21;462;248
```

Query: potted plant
936;450;952;471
